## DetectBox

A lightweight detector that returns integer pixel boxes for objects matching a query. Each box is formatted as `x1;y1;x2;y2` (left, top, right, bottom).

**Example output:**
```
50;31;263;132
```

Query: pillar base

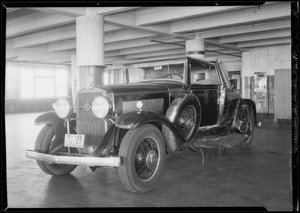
77;66;105;90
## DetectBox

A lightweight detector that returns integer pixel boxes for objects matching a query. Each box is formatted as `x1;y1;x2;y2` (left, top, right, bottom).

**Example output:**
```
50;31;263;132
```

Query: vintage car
26;56;257;193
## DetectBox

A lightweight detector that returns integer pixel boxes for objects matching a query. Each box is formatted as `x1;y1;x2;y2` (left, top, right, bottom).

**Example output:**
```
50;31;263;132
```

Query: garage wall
242;44;291;77
5;62;71;113
5;62;21;99
241;44;291;114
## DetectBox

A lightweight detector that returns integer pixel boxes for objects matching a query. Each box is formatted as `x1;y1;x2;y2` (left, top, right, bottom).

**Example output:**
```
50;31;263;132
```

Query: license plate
64;134;85;148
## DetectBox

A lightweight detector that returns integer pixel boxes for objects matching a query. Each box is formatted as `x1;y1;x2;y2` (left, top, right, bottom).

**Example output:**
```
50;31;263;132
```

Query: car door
188;58;222;126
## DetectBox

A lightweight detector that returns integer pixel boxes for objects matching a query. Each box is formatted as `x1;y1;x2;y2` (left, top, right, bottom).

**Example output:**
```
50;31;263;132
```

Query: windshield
125;62;185;83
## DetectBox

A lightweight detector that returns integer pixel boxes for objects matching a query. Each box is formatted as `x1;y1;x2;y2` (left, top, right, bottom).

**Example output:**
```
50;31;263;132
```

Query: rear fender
230;98;257;134
164;93;201;139
243;99;258;127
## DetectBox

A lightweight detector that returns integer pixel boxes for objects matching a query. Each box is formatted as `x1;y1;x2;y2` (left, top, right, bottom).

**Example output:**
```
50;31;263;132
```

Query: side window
190;60;219;85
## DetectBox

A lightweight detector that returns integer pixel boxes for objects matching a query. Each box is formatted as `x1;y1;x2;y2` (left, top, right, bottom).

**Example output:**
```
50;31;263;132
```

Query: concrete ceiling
6;3;291;66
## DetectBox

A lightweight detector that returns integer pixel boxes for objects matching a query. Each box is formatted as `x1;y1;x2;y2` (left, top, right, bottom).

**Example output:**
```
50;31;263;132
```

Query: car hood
99;80;185;95
95;80;186;115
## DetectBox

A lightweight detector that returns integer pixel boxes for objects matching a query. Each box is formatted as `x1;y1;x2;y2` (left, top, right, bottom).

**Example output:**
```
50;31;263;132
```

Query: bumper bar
25;150;121;167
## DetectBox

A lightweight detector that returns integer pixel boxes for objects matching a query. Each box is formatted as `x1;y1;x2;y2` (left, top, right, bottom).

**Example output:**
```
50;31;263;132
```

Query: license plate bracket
64;134;85;148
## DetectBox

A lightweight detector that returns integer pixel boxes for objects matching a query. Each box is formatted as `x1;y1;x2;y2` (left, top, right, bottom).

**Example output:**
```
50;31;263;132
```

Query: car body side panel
191;85;219;126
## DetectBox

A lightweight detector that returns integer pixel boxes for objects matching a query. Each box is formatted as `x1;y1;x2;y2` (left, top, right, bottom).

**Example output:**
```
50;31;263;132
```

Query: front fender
115;110;185;153
34;111;62;126
115;111;179;133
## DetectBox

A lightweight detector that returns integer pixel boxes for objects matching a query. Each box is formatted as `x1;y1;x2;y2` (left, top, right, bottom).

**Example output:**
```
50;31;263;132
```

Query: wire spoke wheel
118;124;166;193
135;138;159;180
176;105;197;139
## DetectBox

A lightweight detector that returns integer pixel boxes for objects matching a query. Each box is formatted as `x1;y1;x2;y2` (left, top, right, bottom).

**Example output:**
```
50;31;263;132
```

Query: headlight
92;96;110;119
52;98;71;119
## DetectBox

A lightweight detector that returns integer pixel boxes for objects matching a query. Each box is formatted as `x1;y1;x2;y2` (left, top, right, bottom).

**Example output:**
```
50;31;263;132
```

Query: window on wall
20;66;34;98
20;64;69;98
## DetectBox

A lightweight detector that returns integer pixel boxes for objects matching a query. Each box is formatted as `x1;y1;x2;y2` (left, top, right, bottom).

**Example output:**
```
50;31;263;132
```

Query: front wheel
118;124;166;193
34;124;77;175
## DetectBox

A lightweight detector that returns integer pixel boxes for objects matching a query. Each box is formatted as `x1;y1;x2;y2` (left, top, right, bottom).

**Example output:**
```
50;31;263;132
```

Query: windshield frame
123;60;187;84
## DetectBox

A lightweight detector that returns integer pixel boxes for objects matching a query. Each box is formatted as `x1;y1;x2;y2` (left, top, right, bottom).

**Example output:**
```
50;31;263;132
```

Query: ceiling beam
6;8;38;21
106;44;182;57
135;6;251;26
16;50;75;61
49;39;76;51
105;17;173;37
195;19;291;39
219;28;291;44
113;54;187;66
86;7;139;15
205;40;248;52
8;59;70;66
237;37;291;48
31;7;85;17
125;48;185;59
6;12;75;38
6;44;49;59
12;23;123;48
171;2;291;33
13;25;75;48
38;56;71;64
105;29;155;43
6;8;21;13
104;11;191;40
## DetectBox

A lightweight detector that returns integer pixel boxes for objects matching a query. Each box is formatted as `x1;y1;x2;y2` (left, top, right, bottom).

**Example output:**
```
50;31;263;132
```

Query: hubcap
135;138;159;180
146;150;158;168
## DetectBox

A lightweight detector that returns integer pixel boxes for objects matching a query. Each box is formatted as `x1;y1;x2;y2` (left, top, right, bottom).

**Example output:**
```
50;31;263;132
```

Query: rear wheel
175;104;197;140
34;124;77;175
236;108;255;149
118;124;166;193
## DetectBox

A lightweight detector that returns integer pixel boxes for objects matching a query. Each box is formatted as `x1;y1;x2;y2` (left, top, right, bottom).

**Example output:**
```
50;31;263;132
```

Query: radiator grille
76;88;109;147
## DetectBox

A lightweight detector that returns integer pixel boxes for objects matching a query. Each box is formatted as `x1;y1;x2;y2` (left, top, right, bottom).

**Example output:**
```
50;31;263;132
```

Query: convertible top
187;56;216;66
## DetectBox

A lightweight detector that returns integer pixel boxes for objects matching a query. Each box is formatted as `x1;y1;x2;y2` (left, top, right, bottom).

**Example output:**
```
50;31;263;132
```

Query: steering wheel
161;73;183;80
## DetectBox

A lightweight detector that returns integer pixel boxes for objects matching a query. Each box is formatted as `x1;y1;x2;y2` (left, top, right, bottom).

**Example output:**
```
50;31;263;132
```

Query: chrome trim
114;89;169;97
104;119;108;132
215;62;224;85
161;84;171;105
66;120;70;134
25;150;121;167
217;85;226;126
198;124;218;131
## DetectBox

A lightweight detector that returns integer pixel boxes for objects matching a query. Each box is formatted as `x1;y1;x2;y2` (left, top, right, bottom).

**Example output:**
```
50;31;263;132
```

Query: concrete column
71;55;78;110
76;15;105;90
186;33;205;58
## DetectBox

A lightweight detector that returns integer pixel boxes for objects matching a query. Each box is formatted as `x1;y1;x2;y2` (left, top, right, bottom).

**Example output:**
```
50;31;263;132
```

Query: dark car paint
100;80;186;115
35;57;257;156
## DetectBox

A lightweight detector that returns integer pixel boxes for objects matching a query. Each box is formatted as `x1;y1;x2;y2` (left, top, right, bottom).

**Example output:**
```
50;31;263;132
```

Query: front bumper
25;150;121;167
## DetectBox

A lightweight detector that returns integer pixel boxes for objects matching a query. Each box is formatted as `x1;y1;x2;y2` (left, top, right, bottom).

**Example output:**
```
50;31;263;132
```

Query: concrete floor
5;112;292;210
